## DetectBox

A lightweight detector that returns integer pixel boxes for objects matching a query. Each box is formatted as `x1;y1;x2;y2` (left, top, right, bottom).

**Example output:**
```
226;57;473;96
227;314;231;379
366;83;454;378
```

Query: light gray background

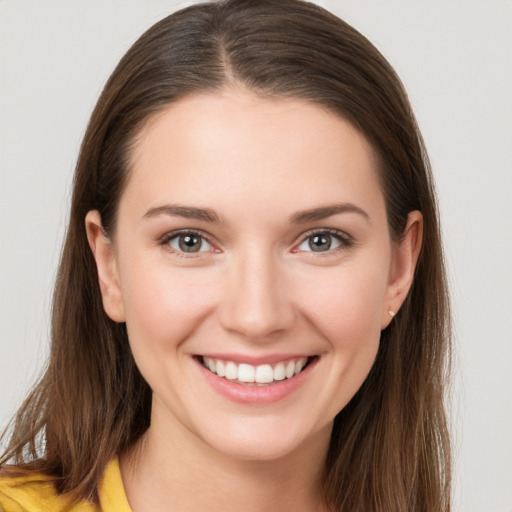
1;1;511;511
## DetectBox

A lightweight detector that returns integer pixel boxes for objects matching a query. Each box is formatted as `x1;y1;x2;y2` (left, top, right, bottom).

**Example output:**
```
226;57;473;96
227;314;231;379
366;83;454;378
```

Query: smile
200;356;310;385
195;355;318;404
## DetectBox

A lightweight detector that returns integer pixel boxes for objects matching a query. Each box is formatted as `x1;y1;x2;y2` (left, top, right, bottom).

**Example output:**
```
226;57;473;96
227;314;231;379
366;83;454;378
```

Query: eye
296;230;349;253
165;231;213;253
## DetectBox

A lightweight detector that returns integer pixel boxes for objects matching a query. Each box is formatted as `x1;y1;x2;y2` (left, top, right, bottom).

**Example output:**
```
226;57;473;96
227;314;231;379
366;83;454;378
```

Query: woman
0;0;451;510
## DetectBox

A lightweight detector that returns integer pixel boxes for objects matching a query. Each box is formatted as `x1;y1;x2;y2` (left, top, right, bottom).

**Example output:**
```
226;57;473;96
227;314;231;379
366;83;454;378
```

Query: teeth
285;361;295;379
238;363;255;383
225;361;238;380
202;356;309;384
255;364;273;383
216;360;225;378
274;362;285;381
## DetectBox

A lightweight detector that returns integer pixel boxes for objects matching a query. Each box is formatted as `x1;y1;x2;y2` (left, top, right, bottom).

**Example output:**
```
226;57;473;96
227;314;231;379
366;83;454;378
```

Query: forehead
121;88;385;222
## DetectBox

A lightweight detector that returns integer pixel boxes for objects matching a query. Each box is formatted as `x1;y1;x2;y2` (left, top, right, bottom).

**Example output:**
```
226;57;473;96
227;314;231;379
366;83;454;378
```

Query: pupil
310;234;331;252
179;234;202;252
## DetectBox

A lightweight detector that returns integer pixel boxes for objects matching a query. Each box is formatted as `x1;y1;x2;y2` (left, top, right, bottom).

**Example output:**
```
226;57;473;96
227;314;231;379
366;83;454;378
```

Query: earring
388;310;396;317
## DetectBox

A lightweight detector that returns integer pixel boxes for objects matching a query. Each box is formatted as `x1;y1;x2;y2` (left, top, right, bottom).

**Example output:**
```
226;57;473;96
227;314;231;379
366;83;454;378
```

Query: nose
218;246;296;341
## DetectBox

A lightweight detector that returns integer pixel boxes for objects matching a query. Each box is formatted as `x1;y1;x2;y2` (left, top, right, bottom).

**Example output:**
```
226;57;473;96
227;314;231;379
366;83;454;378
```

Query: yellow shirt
0;458;132;512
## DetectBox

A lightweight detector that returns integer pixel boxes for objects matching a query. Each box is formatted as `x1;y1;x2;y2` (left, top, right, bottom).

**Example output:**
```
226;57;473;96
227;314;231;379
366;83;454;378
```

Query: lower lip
195;357;318;404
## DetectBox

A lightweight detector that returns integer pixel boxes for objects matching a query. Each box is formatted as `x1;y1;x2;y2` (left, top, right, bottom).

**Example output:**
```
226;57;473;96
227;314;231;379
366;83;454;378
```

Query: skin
86;88;422;512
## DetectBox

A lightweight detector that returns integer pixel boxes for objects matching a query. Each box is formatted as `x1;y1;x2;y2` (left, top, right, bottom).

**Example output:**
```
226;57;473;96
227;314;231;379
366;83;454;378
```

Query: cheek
297;263;388;413
118;255;219;356
298;262;388;339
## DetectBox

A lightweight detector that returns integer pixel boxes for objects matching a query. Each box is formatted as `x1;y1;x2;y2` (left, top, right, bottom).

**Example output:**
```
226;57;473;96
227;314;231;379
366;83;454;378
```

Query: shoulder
0;458;130;512
0;472;96;512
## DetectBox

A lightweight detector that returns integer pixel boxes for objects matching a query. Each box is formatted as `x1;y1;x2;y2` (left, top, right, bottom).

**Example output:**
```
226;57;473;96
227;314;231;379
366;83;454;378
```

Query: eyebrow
290;203;370;224
142;202;369;225
143;204;222;224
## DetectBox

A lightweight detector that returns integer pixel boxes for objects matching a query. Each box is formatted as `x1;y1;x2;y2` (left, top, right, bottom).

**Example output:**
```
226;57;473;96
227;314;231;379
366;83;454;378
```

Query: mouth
197;355;316;386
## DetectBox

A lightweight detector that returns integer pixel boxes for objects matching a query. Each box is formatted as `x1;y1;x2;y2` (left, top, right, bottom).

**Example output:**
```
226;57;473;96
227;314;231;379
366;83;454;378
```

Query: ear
85;210;126;322
381;210;423;329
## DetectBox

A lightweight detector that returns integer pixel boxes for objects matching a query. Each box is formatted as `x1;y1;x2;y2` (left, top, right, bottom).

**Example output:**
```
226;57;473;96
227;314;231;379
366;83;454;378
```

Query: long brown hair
1;1;451;510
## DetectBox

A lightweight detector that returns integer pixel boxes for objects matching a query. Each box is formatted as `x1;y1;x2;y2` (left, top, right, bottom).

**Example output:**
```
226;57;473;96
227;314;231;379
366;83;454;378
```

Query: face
87;88;419;462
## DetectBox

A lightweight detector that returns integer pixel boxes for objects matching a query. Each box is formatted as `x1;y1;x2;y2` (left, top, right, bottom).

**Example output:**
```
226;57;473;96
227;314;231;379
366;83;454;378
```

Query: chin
207;436;304;462
196;416;331;463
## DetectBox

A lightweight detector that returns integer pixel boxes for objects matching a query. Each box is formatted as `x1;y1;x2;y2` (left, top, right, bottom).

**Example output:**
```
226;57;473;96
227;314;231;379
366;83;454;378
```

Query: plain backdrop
1;1;511;511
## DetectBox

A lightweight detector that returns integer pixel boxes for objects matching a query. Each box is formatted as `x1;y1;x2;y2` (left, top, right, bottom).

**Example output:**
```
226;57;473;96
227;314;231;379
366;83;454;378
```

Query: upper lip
196;353;316;365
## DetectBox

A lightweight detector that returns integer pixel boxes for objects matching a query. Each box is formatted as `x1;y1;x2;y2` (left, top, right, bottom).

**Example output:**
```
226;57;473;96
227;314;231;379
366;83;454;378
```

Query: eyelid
292;228;354;253
158;229;219;256
157;227;353;256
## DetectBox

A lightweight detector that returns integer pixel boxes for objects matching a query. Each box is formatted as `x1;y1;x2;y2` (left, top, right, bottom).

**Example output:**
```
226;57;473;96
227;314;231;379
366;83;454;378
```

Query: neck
120;406;331;512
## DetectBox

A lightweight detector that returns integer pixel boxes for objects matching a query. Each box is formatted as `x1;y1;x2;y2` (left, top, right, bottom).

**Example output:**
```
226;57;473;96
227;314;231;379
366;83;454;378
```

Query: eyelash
158;228;353;257
293;228;354;255
158;229;215;258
